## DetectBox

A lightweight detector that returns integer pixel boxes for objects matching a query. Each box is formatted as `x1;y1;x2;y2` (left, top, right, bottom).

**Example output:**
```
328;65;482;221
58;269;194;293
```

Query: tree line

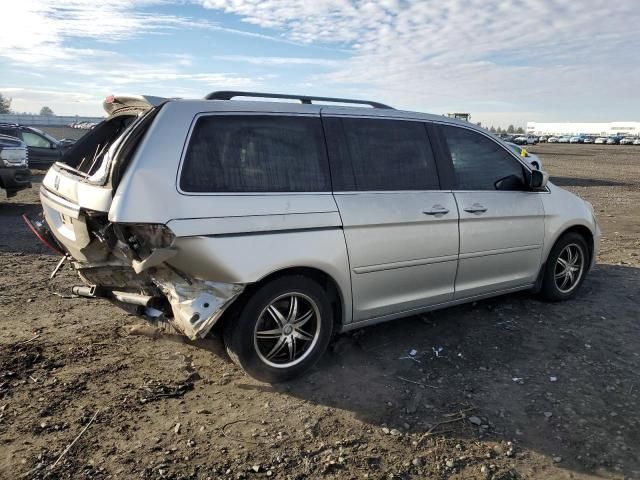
0;93;55;116
489;125;525;134
475;121;525;134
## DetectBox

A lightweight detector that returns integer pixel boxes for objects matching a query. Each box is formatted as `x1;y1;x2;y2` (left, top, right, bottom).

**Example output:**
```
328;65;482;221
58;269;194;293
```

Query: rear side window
180;115;330;193
441;125;525;190
324;117;439;191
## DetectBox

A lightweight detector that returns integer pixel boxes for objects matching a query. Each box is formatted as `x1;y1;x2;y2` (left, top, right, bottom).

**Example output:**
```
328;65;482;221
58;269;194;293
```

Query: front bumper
591;224;601;271
0;167;31;196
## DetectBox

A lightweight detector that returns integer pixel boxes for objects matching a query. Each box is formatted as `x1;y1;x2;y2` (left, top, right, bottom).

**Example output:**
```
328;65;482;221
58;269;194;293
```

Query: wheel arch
218;266;347;334
534;223;595;292
557;224;594;265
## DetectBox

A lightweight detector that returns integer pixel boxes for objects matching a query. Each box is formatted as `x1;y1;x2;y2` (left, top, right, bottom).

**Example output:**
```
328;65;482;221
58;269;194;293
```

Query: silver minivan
32;92;599;382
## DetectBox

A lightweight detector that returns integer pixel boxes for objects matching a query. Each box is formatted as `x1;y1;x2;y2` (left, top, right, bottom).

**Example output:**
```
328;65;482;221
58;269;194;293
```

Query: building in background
526;121;640;137
446;113;471;122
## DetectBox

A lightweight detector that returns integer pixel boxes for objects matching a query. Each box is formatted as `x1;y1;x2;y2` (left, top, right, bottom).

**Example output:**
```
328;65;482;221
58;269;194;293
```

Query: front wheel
223;275;333;382
540;232;589;301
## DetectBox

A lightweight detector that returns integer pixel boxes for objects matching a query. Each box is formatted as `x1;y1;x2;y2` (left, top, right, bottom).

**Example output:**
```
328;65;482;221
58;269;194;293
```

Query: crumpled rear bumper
150;270;244;339
73;262;245;340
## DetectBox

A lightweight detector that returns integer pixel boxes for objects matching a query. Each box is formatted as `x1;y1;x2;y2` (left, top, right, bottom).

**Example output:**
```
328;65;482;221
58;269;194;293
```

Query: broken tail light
22;213;65;256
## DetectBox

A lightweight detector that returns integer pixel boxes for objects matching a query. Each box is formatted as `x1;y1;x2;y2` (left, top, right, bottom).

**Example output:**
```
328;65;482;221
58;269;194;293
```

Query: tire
223;275;333;383
540;232;589;302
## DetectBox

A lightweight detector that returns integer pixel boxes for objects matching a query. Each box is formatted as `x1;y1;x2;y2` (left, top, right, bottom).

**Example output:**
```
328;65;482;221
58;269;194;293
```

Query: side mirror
530;169;548;189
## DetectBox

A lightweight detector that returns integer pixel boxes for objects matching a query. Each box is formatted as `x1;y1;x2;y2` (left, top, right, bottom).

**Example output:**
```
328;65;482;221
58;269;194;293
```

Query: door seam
452;192;461;295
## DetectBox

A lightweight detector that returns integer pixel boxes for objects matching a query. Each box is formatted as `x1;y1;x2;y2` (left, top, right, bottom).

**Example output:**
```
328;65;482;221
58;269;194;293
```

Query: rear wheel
223;275;333;382
540;232;589;301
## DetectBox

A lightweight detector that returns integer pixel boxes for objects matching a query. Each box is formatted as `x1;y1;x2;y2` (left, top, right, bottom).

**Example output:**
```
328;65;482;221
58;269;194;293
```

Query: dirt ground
1;144;639;480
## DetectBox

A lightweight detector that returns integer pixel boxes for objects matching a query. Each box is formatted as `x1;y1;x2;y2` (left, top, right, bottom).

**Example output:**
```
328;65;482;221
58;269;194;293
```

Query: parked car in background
558;136;571;143
0;134;30;198
27;91;599;382
594;137;607;144
513;135;537;145
633;138;640;145
606;136;621;145
538;136;548;143
619;137;635;145
505;142;543;170
69;121;99;130
569;136;583;144
0;123;75;168
547;136;559;143
583;136;595;144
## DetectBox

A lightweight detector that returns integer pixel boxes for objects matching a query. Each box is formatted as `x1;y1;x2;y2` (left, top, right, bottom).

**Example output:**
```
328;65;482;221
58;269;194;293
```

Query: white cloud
3;1;639;122
198;0;640;124
212;55;342;66
0;0;301;65
0;1;264;114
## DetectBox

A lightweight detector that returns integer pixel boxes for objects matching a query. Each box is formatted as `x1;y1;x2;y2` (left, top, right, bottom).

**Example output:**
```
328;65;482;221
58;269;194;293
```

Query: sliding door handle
423;205;450;215
463;203;487;214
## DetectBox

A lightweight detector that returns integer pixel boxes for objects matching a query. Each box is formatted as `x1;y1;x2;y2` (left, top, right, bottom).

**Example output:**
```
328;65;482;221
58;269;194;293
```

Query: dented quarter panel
166;228;352;325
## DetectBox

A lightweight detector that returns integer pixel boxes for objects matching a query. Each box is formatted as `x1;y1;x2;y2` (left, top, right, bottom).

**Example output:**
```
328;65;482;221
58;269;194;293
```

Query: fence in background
0;114;104;126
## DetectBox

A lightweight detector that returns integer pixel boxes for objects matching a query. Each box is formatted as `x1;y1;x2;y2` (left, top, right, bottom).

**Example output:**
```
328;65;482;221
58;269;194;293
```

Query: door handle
463;203;488;214
423;205;450;215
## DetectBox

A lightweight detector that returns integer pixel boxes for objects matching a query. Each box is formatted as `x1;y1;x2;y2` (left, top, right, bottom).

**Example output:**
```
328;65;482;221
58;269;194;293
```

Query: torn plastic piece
152;272;244;340
131;248;177;274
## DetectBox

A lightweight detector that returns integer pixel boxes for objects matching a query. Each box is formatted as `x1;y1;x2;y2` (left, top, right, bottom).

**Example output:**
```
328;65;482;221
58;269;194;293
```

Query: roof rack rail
204;91;393;109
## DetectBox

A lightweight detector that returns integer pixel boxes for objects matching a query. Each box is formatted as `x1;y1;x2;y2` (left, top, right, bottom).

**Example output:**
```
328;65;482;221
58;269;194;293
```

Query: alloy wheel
554;243;585;293
253;293;321;369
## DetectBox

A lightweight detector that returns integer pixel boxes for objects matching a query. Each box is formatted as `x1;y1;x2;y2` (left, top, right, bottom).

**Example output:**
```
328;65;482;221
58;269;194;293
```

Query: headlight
0;147;28;167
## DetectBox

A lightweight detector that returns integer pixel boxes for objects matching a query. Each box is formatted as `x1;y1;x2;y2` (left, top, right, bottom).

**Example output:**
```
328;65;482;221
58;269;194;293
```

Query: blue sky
2;0;639;127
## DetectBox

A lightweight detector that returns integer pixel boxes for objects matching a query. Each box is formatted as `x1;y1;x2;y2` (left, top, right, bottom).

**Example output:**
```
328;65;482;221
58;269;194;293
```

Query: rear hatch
38;95;165;260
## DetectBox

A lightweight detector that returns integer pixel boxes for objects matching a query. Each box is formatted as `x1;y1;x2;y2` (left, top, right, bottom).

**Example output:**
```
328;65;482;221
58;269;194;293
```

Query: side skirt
338;283;535;333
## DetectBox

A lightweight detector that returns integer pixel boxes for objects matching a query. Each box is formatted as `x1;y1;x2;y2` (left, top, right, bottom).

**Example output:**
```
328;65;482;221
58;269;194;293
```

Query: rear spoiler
103;95;168;118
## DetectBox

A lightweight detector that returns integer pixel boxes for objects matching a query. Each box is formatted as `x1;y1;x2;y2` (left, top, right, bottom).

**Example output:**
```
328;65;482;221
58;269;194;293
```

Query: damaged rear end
33;95;243;339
